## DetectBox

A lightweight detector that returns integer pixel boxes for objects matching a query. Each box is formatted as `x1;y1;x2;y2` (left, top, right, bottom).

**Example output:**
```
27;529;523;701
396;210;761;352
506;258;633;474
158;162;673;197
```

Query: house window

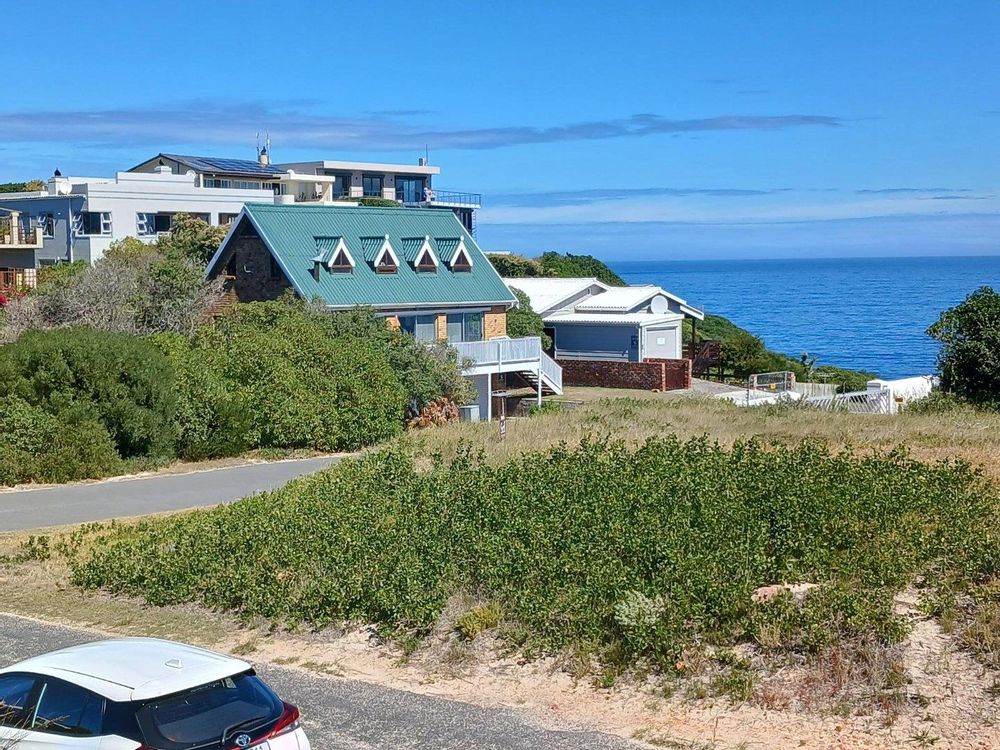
446;312;484;342
269;256;281;279
37;213;54;238
362;174;383;197
415;248;437;272
75;211;112;236
219;213;239;226
452;248;472;272
330;248;353;272
137;213;173;235
400;315;437;343
204;178;264;190
395;177;425;204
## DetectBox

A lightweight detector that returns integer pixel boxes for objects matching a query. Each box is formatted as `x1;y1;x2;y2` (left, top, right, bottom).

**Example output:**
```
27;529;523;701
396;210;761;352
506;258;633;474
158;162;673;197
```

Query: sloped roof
137;153;286;178
544;311;683;326
211;203;516;309
503;277;610;315
574;285;664;312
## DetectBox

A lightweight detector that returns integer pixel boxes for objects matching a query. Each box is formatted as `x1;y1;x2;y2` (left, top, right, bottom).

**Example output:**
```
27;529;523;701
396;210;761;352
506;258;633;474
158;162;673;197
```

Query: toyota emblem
234;734;252;748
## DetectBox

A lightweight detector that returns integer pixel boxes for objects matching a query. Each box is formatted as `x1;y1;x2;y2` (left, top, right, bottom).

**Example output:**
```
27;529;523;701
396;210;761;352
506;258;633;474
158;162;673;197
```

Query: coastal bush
72;436;999;672
506;288;551;350
193;302;406;451
0;328;177;459
2;233;222;341
928;286;1000;409
150;332;249;460
323;306;472;416
0;396;122;485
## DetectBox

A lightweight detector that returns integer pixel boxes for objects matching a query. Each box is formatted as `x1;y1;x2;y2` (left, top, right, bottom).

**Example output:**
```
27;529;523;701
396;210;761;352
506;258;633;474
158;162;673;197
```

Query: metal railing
398;189;482;208
452;336;542;366
803;388;892;414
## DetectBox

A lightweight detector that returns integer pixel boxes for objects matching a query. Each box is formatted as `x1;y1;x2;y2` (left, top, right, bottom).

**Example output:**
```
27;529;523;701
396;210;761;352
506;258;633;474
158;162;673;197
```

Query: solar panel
163;154;285;176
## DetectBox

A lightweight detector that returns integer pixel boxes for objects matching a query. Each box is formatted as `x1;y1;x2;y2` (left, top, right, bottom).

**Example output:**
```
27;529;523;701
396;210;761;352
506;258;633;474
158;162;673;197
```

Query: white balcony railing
452;336;562;393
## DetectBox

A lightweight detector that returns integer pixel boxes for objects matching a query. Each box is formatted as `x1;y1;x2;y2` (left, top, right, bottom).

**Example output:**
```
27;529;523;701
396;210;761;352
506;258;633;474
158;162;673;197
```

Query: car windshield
136;672;282;749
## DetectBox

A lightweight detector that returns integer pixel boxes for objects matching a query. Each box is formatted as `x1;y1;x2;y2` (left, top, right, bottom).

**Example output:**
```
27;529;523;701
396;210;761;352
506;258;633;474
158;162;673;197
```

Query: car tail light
265;702;301;739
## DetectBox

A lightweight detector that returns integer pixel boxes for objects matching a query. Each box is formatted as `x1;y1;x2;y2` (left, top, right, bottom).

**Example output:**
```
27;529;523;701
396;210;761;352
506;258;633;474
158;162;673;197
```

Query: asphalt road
0;457;340;532
0;614;638;749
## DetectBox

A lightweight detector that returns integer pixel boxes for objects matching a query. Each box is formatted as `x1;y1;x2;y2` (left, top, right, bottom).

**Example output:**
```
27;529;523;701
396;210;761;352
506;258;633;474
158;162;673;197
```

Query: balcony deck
398;189;482;209
0;214;43;249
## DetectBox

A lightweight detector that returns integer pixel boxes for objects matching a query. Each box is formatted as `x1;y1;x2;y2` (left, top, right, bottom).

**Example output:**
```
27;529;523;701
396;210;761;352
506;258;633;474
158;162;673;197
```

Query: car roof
0;638;252;702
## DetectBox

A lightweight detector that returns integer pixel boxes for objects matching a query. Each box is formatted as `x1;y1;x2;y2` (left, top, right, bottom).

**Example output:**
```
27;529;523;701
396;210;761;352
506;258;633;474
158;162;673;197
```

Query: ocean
613;255;1000;380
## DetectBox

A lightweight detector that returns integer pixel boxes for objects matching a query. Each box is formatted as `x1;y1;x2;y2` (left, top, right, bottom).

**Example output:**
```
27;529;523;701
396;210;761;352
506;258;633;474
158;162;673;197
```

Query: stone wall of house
435;314;448;341
225;233;293;302
485;305;507;338
556;357;692;391
385;315;401;331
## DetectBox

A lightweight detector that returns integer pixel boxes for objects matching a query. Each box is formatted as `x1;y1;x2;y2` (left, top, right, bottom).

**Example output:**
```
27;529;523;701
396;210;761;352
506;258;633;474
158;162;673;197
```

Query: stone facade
556;357;691;391
485;305;507;338
435;314;448;341
385;315;401;331
222;231;293;303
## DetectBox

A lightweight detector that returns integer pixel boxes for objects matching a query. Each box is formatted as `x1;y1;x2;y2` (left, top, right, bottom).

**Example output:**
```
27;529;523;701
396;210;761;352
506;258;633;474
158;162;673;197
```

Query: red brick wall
556;358;692;391
646;358;693;390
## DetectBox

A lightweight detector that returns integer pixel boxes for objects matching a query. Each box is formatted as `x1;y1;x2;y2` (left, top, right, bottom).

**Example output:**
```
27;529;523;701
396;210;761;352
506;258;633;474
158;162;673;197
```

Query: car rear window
136;672;282;749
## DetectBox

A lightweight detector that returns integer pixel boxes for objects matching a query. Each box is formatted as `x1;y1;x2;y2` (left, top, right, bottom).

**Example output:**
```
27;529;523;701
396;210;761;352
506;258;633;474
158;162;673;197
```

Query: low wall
556;358;691;391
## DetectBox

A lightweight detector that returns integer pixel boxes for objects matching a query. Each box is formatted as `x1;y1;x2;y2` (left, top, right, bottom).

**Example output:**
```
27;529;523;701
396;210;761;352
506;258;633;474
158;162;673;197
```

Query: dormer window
414;236;438;273
446;237;473;272
330;248;353;272
313;236;355;275
373;235;400;274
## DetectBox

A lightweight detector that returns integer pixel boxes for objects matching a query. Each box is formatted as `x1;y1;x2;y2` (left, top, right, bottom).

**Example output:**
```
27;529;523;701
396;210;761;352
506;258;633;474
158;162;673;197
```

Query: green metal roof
223;203;517;310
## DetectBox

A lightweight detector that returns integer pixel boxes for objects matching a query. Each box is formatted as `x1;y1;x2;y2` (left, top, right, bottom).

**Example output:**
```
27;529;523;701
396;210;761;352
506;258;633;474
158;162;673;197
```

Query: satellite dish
650;295;669;314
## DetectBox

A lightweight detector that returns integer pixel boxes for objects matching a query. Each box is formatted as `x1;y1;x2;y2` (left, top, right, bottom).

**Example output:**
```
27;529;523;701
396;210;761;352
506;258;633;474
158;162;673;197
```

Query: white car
0;638;311;749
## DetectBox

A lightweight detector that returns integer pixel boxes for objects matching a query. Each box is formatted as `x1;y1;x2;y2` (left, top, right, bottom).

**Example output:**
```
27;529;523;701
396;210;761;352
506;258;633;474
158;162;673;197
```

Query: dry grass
398;393;1000;479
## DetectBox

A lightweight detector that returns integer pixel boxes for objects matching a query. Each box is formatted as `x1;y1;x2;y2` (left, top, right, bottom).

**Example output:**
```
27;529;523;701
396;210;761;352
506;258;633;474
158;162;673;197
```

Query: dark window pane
137;673;281;750
447;314;464;342
464;313;484;341
33;679;104;736
0;675;35;727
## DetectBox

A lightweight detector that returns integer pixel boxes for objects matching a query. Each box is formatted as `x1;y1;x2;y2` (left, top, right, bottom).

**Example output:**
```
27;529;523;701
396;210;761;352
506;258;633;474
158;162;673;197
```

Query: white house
505;277;704;362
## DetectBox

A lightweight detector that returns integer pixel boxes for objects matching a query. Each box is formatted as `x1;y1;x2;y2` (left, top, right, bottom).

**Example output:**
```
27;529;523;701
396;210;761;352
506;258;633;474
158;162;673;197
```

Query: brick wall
485;305;507;338
220;233;293;302
557;358;692;391
435;314;448;341
385;315;401;331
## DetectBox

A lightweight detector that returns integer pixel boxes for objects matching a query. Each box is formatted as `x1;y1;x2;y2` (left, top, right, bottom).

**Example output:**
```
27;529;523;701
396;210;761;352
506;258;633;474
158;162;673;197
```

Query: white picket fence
803;387;892;414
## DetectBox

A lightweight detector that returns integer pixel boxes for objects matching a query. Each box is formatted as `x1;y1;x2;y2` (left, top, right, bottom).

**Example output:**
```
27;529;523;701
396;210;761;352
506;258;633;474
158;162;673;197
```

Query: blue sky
3;0;998;260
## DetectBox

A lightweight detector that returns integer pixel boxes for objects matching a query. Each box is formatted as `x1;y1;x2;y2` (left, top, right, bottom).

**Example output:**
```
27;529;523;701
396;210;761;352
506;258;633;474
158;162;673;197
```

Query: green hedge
194;302;406;451
0;328;178;459
72;436;1000;671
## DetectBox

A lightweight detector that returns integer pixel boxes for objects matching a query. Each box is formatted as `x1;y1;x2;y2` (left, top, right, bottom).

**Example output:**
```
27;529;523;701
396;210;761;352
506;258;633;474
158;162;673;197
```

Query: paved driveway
0;614;637;749
0;456;339;532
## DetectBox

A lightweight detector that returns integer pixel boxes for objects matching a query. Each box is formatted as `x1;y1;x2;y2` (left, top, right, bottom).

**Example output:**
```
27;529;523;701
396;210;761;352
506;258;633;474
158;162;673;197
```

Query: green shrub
324;306;472;414
150;332;249;459
0;396;122;485
194;302;405;451
357;197;402;208
506;288;551;350
73;436;998;672
928;286;1000;409
0;328;177;459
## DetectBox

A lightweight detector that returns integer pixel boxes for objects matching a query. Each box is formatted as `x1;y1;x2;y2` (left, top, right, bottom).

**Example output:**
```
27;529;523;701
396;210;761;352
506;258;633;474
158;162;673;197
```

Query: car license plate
251;743;270;750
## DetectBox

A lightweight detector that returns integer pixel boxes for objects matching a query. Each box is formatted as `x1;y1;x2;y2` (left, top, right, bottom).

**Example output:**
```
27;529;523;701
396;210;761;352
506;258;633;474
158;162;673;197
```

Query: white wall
643;324;681;359
78;172;274;262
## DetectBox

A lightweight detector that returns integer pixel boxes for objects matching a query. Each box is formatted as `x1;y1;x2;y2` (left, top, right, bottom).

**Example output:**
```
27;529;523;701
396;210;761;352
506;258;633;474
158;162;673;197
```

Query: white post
536;368;542;407
487;378;493;422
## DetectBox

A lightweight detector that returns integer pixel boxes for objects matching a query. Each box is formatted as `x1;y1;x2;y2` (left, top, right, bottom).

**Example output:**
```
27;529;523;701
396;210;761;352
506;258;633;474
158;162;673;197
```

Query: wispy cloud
855;187;973;194
0;101;843;152
489;186;794;208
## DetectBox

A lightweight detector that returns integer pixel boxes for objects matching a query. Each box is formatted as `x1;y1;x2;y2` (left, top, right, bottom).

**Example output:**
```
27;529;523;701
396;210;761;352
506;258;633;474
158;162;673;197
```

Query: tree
928;286;1000;408
537;252;626;286
506;288;551;350
156;212;229;265
1;236;223;341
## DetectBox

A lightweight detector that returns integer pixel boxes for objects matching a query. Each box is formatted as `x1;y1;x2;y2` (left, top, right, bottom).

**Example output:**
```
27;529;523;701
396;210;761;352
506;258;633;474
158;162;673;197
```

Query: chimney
258;145;270;166
153;165;171;174
418;157;425;167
